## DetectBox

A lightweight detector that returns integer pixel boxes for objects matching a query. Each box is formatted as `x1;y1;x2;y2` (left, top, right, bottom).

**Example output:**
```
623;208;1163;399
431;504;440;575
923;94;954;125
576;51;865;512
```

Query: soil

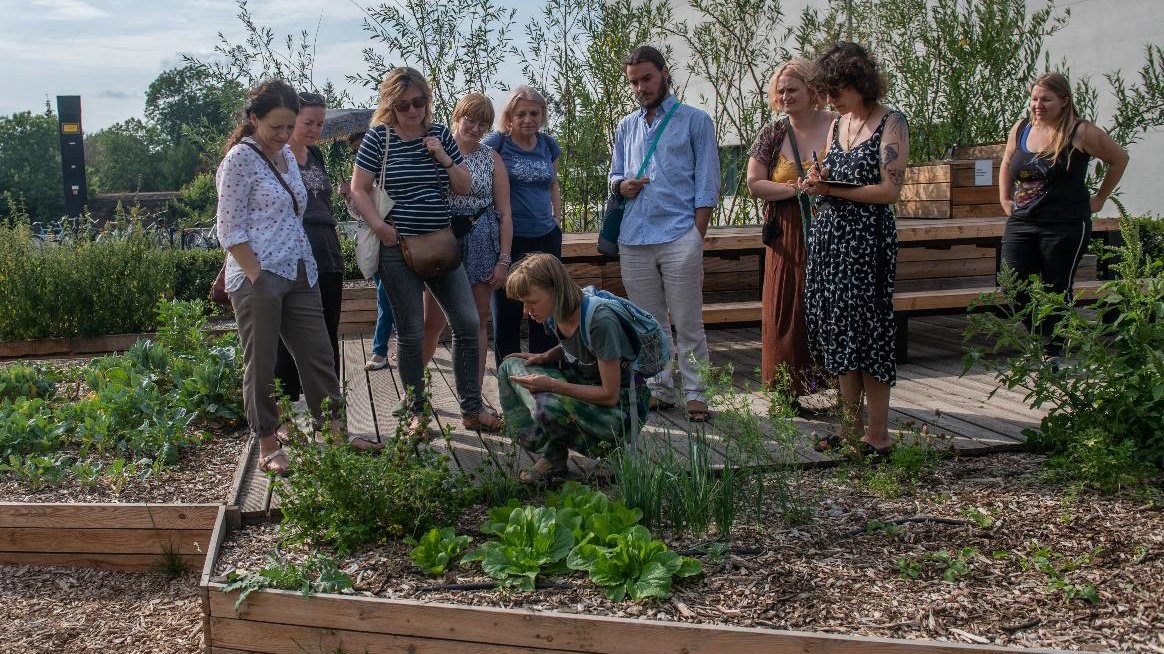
0;566;202;653
213;452;1164;653
0;429;246;504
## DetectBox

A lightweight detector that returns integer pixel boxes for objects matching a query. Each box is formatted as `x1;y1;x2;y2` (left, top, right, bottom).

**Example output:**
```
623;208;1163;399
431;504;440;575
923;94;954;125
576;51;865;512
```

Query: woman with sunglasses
421;93;514;407
798;42;909;458
349;68;500;436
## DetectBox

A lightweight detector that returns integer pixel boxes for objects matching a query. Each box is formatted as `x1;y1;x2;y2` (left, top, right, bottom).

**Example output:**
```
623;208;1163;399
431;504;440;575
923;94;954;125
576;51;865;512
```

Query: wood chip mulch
215;452;1164;653
0;566;202;653
0;430;246;504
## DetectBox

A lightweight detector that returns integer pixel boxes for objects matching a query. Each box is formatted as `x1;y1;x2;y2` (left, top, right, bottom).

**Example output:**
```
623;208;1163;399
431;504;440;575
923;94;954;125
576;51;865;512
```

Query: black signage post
56;95;87;218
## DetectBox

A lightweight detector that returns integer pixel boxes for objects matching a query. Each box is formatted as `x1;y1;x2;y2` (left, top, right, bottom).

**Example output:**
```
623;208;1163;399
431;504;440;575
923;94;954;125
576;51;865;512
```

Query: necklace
844;109;871;150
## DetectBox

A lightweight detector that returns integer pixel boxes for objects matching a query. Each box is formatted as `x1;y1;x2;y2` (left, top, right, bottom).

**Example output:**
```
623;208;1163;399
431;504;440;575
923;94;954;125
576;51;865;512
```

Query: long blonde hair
370;67;433;129
767;59;822;112
505;253;581;323
1029;72;1080;167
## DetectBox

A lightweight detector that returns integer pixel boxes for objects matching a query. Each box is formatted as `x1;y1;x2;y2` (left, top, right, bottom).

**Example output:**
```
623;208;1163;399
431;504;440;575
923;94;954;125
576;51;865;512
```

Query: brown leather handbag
398;226;461;277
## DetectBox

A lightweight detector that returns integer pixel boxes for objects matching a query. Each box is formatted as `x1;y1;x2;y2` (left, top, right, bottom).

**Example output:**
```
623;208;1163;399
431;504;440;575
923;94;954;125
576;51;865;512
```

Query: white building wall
666;0;1163;216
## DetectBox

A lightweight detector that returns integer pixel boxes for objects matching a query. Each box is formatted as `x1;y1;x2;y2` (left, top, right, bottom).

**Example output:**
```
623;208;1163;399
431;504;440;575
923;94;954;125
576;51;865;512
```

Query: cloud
97;89;140;100
30;0;109;20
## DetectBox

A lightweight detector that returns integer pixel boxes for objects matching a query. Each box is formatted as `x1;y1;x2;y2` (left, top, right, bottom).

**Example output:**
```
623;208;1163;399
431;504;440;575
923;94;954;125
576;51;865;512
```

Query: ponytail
223;79;300;155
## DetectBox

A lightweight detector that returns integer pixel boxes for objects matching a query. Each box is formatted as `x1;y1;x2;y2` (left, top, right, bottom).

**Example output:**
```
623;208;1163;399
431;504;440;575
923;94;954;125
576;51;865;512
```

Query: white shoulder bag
352;126;394;279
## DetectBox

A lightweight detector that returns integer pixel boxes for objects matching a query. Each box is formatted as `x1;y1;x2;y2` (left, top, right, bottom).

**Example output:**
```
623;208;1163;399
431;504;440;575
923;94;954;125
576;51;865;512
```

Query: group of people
216;39;1128;479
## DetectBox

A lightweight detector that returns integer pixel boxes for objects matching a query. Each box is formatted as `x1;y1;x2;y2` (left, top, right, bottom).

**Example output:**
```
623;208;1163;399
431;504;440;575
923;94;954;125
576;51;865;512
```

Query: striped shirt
355;123;464;236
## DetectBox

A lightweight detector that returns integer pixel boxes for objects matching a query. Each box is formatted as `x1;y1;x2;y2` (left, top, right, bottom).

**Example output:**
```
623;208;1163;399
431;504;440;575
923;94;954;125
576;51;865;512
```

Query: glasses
459;117;488;131
393;96;427;113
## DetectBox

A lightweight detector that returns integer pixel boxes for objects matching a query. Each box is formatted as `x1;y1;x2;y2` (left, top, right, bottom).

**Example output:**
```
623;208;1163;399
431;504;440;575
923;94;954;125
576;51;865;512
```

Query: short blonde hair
370;67;433;129
451;92;496;130
767;59;822;112
505;253;581;323
497;85;549;133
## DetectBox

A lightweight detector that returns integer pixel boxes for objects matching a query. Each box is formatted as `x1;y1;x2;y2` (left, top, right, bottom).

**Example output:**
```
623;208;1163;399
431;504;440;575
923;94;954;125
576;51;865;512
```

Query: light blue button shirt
609;95;720;246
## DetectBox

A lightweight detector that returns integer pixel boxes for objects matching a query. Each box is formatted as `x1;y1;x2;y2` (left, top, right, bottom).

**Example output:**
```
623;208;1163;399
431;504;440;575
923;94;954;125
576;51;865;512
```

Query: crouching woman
498;253;651;483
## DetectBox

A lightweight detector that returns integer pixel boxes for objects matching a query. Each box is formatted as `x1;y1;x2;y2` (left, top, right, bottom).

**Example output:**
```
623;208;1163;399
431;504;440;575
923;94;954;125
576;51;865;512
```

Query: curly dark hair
811;42;887;104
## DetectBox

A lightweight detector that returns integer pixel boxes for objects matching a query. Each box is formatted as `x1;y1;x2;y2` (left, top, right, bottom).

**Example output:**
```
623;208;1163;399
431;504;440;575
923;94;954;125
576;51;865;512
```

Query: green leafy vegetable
463;506;576;590
567;525;702;601
406;527;472;576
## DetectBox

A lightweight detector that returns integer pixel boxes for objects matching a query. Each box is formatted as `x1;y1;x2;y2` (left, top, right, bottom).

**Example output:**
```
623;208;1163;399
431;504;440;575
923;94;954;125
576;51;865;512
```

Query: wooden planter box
199;510;1068;654
898;143;1007;220
0;502;223;572
0;328;233;361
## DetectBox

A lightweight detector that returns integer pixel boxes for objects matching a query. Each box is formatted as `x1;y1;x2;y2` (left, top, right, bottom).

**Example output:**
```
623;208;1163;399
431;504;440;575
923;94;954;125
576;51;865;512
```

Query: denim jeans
492;225;562;360
371;272;396;357
378;243;482;415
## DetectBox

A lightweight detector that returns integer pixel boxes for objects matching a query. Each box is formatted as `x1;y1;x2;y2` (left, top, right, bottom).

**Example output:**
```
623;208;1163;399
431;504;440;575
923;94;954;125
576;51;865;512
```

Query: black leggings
998;218;1091;357
492;226;563;360
274;271;343;400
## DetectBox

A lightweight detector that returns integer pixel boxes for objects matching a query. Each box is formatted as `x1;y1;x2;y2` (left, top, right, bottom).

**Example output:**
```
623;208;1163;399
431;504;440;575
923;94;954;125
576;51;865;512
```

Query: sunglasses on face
393;96;427;113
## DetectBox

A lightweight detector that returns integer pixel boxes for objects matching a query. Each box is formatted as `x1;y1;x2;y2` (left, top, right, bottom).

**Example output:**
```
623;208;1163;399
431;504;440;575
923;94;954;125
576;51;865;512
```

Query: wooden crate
898;143;1007;220
0;502;222;572
199;509;1072;654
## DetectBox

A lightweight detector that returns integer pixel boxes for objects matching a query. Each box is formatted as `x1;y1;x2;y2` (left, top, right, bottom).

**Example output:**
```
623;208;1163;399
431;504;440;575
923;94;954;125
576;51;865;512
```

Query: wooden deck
236;315;1040;518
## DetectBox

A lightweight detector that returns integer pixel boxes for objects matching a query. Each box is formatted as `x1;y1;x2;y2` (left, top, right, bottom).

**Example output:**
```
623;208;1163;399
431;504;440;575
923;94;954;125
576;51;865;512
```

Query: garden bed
205;453;1164;653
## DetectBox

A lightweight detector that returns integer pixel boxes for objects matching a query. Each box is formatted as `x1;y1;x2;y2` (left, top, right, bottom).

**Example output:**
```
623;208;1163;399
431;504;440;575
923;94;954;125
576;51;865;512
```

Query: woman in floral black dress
799;42;909;456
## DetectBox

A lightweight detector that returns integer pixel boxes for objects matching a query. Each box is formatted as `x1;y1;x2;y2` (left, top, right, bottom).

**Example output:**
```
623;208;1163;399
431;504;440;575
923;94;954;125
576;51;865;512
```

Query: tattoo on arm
889;169;905;187
881;143;899;167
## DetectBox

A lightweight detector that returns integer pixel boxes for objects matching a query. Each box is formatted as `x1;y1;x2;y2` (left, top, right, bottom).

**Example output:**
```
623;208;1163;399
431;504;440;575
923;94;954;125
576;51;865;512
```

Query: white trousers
619;225;709;404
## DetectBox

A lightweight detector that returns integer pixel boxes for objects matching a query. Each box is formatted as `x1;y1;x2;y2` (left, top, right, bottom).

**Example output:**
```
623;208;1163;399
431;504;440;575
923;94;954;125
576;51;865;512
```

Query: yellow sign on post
61;123;80;134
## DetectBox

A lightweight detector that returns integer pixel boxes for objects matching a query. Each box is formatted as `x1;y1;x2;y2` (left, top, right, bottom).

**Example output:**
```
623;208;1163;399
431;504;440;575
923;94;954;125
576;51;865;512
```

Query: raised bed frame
198;509;1070;654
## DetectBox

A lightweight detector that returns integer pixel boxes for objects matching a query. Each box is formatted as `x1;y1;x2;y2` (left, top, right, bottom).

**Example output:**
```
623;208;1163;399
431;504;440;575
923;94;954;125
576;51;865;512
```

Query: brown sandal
686;400;712;423
519;457;568;485
258;448;291;477
347;435;384;451
463;410;502;433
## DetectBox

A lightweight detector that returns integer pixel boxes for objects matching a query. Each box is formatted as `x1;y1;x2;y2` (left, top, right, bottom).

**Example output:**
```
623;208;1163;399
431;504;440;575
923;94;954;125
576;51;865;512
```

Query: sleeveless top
1009;118;1091;222
448;143;495;215
772;154;813;184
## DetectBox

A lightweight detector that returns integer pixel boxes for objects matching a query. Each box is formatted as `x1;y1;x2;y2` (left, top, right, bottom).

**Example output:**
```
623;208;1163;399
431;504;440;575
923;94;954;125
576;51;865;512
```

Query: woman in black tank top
998;72;1128;359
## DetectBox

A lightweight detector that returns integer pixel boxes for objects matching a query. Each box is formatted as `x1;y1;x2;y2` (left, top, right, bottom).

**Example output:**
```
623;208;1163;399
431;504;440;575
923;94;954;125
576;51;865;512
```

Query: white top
215;138;316;292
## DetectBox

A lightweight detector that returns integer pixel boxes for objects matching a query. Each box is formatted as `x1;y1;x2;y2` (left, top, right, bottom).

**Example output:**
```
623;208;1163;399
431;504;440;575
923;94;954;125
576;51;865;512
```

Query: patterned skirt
461;208;500;284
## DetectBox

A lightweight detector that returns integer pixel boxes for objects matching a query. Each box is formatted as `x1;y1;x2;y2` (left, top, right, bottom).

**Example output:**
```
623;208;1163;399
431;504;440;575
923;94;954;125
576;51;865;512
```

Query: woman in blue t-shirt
483;86;563;360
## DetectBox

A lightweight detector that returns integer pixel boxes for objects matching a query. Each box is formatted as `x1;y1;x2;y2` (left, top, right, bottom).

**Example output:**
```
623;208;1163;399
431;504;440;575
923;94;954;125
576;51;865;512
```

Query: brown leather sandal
258;448;291;477
519;457;568;485
463;410;502;433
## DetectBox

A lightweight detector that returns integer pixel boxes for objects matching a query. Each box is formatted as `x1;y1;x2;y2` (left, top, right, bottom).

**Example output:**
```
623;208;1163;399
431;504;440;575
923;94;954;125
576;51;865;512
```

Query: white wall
666;0;1163;215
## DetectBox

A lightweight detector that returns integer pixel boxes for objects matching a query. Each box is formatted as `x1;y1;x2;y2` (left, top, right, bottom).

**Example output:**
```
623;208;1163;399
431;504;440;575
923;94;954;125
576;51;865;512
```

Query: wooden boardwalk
236;315;1041;518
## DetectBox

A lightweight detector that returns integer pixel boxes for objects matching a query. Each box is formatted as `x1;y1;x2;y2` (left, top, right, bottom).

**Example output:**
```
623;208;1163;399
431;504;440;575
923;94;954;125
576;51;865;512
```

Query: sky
0;0;540;132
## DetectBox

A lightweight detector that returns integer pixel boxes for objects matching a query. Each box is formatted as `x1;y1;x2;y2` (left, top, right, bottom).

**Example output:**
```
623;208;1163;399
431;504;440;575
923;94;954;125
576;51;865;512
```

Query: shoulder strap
634;102;680;178
785;117;809;179
307;144;325;168
242;141;299;216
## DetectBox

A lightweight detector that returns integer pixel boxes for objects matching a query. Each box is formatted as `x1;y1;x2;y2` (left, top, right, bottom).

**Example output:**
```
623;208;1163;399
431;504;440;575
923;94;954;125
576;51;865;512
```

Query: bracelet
497;253;512;265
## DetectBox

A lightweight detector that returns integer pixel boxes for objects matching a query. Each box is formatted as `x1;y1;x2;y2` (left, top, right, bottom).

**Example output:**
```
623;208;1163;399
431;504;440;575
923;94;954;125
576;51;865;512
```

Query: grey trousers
378;242;483;416
230;263;343;438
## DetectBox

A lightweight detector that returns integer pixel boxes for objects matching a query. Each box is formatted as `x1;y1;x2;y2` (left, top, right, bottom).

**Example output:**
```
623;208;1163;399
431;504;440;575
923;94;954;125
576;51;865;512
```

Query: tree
793;0;1068;162
145;64;245;146
0;109;64;222
85;118;167;193
354;0;517;124
520;0;674;231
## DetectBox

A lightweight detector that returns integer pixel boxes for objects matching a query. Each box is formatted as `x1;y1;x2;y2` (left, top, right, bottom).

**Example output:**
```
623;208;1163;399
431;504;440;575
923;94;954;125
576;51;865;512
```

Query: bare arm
350;166;398;246
518;358;622;407
550;160;563;227
1076;122;1130;213
999;120;1022;216
491;151;514;287
746;156;798;202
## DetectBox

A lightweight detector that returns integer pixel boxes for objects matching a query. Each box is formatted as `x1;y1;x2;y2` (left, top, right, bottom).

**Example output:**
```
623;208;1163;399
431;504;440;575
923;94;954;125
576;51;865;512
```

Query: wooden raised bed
0;327;233;361
199;511;1070;654
898;143;1007;220
0;502;224;572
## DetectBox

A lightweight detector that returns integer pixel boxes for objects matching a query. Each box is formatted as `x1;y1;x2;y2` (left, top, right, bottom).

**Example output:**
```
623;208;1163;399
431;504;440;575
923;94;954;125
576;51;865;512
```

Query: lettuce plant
567;525;702;601
406;527;472;576
463;506;577;591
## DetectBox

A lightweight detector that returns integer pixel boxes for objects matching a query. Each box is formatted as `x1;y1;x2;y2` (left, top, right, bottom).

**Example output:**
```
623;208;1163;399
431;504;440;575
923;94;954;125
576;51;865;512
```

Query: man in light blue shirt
608;45;720;421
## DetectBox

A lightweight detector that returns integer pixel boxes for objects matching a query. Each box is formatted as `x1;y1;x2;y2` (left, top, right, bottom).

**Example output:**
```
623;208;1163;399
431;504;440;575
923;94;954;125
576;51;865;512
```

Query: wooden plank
903;163;951;185
951;203;1006;219
228;437;258;510
0;337;70;358
0;503;220;529
897;257;996;281
206;586;1070;654
0;552;203;572
895;199;950;219
952;186;1000;205
952;164;1000;187
210;616;564;654
897;244;995;262
896;217;1006;242
202;505;229;654
952;142;1006;159
0;527;210;554
898;182;951;202
237;439;270;521
342;336;379;441
704;301;762;324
